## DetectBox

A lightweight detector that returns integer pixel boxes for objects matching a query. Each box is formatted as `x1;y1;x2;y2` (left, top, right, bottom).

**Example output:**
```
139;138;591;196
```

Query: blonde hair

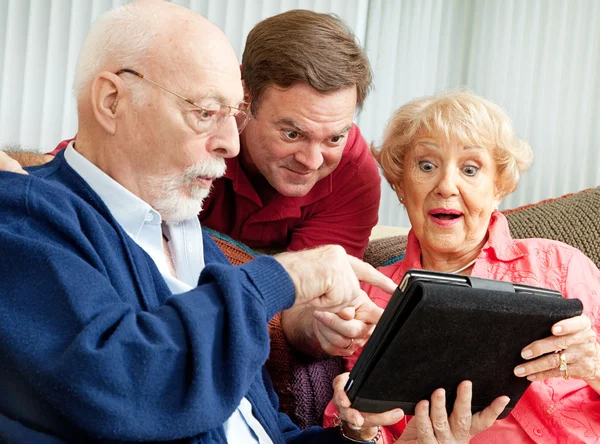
373;90;533;197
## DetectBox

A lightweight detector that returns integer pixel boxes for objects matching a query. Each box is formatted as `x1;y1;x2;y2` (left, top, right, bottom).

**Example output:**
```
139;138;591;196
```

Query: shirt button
533;428;543;437
145;213;154;222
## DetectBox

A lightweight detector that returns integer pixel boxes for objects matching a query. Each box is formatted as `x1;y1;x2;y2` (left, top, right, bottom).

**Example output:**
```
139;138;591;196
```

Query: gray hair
73;2;159;104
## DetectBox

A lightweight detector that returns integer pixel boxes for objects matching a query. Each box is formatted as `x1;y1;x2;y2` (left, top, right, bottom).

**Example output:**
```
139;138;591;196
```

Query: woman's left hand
514;314;600;384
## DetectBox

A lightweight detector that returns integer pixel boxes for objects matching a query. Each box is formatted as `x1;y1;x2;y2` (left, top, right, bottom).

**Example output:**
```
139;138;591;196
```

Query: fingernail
553;325;563;334
527;375;536;381
514;366;525;376
522;349;533;359
394;410;404;420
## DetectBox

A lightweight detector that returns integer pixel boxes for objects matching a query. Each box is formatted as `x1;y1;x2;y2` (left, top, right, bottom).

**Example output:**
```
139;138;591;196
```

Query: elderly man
2;9;380;358
0;2;398;442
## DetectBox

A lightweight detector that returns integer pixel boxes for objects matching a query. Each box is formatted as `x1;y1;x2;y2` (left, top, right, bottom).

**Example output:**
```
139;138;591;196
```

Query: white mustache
182;156;226;181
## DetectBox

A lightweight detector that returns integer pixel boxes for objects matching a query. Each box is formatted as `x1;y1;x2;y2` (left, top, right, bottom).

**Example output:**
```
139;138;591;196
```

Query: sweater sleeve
255;369;348;444
0;174;296;442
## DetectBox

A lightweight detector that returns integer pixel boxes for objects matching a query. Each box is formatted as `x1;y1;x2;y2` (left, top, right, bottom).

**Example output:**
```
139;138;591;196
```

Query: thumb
354;298;384;324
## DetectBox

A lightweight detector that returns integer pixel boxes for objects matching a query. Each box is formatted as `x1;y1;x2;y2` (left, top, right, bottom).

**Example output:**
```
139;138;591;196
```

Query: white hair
152;156;227;224
73;2;160;104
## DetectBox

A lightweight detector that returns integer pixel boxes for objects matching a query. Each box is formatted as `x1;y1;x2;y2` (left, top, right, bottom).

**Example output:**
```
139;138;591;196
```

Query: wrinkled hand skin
514;314;600;393
0;151;28;174
312;295;383;356
394;382;509;444
275;245;396;313
332;373;510;444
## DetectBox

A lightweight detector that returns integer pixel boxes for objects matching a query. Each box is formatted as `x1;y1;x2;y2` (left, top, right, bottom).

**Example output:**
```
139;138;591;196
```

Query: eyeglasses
115;68;250;135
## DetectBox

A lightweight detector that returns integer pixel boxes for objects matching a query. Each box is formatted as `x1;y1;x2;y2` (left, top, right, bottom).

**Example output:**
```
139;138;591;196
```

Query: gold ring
344;338;354;350
559;352;570;380
348;422;362;431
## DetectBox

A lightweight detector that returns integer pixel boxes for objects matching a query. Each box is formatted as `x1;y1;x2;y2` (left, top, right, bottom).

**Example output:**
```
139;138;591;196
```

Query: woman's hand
332;372;405;441
312;294;384;356
514;314;600;385
395;381;510;444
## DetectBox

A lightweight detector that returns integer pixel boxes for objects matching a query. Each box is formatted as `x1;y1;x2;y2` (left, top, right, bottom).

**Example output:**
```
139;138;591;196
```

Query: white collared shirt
64;144;272;443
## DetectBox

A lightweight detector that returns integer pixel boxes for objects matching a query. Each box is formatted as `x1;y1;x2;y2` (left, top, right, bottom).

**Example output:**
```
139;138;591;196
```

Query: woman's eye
462;165;480;176
418;161;435;172
282;130;300;140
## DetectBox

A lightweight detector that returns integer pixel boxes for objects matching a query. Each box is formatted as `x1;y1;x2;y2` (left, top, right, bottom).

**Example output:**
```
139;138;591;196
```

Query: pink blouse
324;212;600;443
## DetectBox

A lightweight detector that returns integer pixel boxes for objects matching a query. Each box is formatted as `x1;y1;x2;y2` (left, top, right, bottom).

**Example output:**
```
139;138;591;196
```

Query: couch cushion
364;234;408;268
505;187;600;268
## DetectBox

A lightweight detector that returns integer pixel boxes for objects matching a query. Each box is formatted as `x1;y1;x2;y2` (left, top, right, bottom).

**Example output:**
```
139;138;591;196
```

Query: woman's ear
394;184;405;205
90;72;123;135
493;186;504;211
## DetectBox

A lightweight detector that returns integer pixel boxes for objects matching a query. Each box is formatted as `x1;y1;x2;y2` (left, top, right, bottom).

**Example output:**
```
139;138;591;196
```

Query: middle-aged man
0;1;508;443
201;10;380;258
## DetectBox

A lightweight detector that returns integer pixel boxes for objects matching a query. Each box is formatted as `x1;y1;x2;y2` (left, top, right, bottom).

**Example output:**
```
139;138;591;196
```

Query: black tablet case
345;270;583;418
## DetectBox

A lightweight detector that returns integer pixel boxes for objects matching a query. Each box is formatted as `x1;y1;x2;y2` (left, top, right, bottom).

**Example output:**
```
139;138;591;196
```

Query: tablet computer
344;269;583;418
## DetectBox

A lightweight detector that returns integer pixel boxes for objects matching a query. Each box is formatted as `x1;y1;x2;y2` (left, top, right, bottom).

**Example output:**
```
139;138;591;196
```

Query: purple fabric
291;355;344;429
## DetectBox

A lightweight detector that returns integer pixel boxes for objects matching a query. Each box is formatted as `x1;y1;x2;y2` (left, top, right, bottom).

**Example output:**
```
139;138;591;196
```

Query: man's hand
312;294;383;356
0;151;28;175
395;381;510;444
275;245;396;312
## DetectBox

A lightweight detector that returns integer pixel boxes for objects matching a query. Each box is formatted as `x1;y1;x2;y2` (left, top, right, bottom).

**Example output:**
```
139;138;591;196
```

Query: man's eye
329;135;346;144
418;161;435;172
282;130;300;140
196;109;217;121
462;165;479;176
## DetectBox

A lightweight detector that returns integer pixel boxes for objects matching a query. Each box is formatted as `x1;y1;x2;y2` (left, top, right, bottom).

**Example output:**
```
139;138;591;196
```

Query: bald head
74;0;239;101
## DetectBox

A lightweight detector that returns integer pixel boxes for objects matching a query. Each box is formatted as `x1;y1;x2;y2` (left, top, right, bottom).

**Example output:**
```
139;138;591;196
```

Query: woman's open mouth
428;209;463;226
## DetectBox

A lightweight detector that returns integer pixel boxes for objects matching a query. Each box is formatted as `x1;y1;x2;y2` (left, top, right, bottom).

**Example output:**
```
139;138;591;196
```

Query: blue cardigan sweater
0;154;345;443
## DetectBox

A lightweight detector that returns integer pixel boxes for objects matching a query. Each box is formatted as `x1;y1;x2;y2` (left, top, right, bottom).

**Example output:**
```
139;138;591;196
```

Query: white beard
152;156;226;225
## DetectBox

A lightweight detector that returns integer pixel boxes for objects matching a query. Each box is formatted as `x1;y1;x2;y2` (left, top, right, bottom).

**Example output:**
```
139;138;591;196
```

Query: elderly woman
325;90;600;443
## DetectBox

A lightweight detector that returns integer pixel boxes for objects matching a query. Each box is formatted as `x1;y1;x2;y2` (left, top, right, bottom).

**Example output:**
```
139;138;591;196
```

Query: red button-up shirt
325;212;600;443
200;124;381;258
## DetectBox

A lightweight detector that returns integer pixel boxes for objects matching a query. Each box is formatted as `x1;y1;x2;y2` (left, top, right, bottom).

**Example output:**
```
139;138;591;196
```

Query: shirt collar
403;211;525;267
481;211;526;261
223;155;333;211
64;143;160;240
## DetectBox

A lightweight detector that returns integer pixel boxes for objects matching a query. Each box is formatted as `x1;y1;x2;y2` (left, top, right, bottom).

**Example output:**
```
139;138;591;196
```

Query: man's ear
241;79;252;109
90;72;123;135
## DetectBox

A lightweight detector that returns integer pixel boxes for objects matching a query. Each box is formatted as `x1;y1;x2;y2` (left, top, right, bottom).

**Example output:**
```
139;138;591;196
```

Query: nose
206;114;240;158
294;143;323;171
434;167;459;198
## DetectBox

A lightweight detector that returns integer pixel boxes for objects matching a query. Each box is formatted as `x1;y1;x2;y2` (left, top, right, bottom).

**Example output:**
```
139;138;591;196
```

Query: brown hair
241;9;372;115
